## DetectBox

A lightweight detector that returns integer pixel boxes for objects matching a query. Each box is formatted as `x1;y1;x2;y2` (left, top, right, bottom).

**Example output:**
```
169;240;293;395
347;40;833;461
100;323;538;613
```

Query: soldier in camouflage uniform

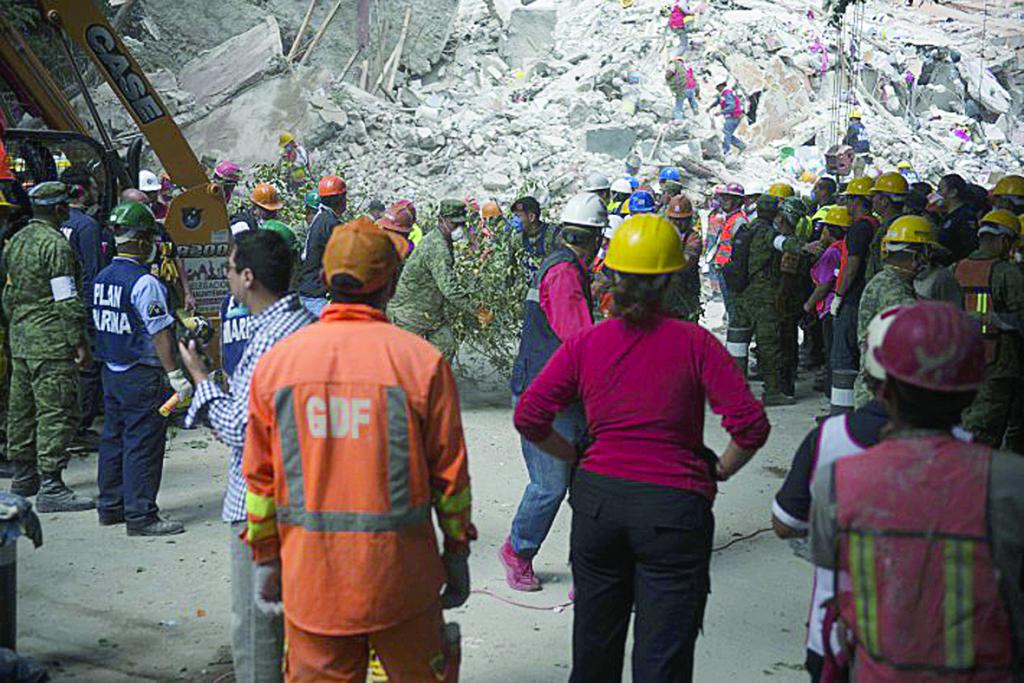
3;182;94;511
863;172;908;284
773;197;812;398
955;210;1024;452
388;199;473;359
661;195;703;322
852;216;932;409
730;194;807;405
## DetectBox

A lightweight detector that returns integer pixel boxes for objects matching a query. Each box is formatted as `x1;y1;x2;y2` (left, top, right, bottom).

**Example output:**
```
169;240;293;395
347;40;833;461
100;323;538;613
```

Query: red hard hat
721;182;745;196
393;198;417;223
873;301;984;392
380;202;415;234
318;175;347;197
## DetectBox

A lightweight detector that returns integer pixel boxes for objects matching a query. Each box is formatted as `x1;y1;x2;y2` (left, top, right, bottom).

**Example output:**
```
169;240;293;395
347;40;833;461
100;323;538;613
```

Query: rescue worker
662;195;703;322
181;229;314;682
4;182;93;511
502;193;606;592
277;131;310;193
123;187;197;311
231;183;284;237
388;200;473;360
666;57;699;121
829;176;879;414
810;301;1024;681
852;215;935;409
510;196;560;283
809;177;838;213
773;305;896;683
303;189;320;229
0;189;19;478
138;170;163;214
708;81;746;156
711;182;747;329
933;173;978;263
773;196;811;398
93;201;193;535
243;218;473;681
842;110;870;155
392;199;423;246
991;174;1024;214
583;172;611;205
955;209;1024;453
607;178;633;215
377;201;417;259
297;175;348;317
804;206;852;395
863;171;908;282
213;161;242;205
627;190;656;215
514;214;769;681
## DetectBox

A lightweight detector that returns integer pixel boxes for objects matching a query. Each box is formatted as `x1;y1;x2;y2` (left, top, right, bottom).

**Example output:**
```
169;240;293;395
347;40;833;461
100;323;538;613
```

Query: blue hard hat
659;167;681;182
624;175;640;190
628;190;656;214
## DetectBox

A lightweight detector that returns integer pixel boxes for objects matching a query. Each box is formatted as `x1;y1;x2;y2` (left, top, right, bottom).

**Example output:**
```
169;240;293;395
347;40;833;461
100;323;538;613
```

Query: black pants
78;359;103;432
569;469;714;683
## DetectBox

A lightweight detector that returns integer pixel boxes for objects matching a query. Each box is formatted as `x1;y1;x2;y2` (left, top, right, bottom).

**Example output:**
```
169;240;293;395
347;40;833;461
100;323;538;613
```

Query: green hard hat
438;198;467;223
28;181;69;206
261;219;299;252
109;201;156;240
304;189;320;211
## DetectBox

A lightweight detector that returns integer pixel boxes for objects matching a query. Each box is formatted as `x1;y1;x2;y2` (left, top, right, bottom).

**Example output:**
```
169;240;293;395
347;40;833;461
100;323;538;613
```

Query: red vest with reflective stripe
954;258;999;363
834;436;1015;679
714;210;747;266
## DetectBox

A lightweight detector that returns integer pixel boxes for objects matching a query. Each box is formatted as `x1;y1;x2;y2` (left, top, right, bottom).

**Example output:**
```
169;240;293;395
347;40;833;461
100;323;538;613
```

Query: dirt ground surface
13;344;818;682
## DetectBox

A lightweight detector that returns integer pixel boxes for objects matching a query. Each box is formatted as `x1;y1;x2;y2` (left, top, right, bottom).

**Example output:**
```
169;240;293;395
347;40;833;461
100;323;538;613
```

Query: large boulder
500;7;557;68
178;17;283;109
584;125;638;159
957;57;1011;116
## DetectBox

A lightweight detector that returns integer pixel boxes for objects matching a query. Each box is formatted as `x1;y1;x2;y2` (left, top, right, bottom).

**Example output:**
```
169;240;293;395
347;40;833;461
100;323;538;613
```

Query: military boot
35;471;96;513
9;461;40;497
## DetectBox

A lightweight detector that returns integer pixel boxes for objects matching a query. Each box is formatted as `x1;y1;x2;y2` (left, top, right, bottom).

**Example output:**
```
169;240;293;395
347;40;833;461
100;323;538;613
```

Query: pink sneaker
498;537;541;591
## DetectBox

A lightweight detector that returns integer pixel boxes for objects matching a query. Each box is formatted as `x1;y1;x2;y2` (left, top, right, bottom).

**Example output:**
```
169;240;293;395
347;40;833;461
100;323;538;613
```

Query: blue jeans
98;364;168;526
722;117;746;155
510;398;588;559
673;90;699;120
830;300;859;373
299;295;326;318
714;268;737;324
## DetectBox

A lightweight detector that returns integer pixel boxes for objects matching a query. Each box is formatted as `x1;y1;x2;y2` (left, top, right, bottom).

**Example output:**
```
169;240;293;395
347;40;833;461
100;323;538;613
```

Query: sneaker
127;517;185;536
498;537;541;592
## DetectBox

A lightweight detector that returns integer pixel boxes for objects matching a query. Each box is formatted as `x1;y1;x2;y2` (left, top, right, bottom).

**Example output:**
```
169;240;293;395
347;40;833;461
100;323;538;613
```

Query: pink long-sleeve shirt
514;316;770;500
540;260;593;342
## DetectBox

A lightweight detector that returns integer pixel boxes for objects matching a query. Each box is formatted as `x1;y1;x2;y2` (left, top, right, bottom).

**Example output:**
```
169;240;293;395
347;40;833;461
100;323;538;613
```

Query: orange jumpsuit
243;303;473;682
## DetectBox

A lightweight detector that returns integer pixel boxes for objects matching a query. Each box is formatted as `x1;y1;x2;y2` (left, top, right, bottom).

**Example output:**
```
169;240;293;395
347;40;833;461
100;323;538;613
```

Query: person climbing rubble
665;56;699;122
277;132;310;193
708;81;746;156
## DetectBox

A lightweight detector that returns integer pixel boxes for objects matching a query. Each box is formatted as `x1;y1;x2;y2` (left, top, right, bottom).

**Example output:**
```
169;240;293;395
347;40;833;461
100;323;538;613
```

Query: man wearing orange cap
243;217;473;681
297;175;348;316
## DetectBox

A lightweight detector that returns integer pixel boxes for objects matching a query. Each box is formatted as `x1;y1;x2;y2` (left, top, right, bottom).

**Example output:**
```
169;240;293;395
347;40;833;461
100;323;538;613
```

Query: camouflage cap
28;181;69;206
779;196;808;223
438;198;467;223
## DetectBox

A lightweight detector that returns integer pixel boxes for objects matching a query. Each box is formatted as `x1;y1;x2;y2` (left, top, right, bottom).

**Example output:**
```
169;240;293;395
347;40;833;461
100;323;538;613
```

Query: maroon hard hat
721;182;745;197
873;301;984;392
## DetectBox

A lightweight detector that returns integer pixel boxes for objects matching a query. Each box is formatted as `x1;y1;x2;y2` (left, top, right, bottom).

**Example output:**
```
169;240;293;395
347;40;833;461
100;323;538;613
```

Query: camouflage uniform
662;230;703;322
852;266;917;408
863;214;900;284
958;248;1024;451
3;215;86;475
388;200;472;359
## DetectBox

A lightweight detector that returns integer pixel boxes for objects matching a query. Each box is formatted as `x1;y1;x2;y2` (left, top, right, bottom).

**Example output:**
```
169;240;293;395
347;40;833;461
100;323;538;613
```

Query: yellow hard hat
604;214;685;275
872;171;909;196
849;109;862;119
992;174;1024;198
821;205;853;229
844;176;875;197
278;132;295;147
882;215;937;248
766;182;794;199
978;209;1022;237
896;161;912;170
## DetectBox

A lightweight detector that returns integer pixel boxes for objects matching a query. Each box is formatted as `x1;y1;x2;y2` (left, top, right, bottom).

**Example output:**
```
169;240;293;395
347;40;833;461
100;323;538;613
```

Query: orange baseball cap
322;217;405;293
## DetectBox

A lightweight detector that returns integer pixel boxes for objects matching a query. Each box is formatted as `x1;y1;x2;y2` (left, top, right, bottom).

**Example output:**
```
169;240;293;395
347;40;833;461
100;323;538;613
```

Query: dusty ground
13;324;819;682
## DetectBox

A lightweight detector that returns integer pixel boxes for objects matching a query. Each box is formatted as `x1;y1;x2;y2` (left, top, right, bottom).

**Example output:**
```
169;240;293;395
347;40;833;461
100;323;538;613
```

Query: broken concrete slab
500;7;557;68
178;16;283;109
725;54;767;94
584;125;638;159
484;0;523;24
957;57;1011;115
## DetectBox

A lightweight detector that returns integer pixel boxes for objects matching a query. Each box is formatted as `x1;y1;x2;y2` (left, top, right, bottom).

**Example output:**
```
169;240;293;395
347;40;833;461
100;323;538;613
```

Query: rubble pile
77;0;1024;209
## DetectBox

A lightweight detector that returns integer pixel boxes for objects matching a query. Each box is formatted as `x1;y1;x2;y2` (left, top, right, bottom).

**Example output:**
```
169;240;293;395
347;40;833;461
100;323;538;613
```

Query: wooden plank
299;0;344;66
287;0;318;62
385;7;414;95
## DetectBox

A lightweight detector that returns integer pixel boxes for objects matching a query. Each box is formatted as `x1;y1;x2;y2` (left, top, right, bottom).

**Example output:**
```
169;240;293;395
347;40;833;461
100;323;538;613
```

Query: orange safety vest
243;303;473;635
0;138;14;182
954;257;999;364
714;209;747;266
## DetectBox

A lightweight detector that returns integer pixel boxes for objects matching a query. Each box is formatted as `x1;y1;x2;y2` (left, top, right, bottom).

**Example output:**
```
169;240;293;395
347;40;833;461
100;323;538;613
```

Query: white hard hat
864;304;905;381
561;192;608;229
138;169;161;192
610;178;633;194
603;214;624;240
584;172;611;192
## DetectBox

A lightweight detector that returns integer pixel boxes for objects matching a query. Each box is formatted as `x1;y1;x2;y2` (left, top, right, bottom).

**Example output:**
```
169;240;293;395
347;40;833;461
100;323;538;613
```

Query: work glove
440;548;471;610
829;295;843;317
253;560;284;616
167;368;194;402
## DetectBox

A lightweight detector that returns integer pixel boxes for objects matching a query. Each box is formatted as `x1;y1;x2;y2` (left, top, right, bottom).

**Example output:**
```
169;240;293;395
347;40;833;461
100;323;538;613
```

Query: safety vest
834;435;1015;679
954;258;999;364
720;89;743;119
510;247;593;395
714;210;747;266
92;258;160;366
219;294;252;377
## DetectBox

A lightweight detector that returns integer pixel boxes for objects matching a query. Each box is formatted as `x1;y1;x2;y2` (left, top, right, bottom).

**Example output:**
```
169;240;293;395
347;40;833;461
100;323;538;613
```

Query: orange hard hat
318;175;347;197
250;183;283;211
393;198;417;222
481;200;502;219
666;195;693;219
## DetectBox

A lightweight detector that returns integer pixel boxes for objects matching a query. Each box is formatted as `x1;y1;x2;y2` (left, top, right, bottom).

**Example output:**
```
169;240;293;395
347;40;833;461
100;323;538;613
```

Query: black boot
9;461;40;497
127;517;185;536
0;457;13;479
35;471;96;513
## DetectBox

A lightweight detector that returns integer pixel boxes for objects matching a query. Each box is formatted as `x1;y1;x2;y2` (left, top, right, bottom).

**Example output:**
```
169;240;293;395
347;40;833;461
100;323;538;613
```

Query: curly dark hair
609;272;671;327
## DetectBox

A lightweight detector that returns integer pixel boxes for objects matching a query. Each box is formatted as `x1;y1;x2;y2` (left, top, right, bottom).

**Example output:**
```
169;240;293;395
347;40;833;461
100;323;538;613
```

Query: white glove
167;368;194;402
830;295;843;317
253;561;284;616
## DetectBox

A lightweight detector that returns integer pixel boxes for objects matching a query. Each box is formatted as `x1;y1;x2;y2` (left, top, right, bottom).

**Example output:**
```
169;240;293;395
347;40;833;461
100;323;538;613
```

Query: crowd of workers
1;118;1023;680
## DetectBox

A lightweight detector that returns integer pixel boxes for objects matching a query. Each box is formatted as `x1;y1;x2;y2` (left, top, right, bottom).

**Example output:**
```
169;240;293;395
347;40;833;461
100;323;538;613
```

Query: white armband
50;276;77;302
772;235;787;252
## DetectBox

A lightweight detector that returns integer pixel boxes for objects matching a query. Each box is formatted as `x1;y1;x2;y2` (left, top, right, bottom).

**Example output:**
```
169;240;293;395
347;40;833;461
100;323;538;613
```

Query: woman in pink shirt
514;215;770;682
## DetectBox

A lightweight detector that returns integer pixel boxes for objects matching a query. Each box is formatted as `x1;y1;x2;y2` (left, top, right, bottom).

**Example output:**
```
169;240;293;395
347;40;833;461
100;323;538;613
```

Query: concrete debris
585;126;638;160
500;8;558;68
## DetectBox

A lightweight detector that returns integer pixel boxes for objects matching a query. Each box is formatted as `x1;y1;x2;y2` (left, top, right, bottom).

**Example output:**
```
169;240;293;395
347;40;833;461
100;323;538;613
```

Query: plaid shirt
186;293;315;522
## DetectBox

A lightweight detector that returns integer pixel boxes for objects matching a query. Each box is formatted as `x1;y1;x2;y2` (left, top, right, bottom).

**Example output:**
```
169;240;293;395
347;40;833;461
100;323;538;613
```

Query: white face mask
450;227;465;242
